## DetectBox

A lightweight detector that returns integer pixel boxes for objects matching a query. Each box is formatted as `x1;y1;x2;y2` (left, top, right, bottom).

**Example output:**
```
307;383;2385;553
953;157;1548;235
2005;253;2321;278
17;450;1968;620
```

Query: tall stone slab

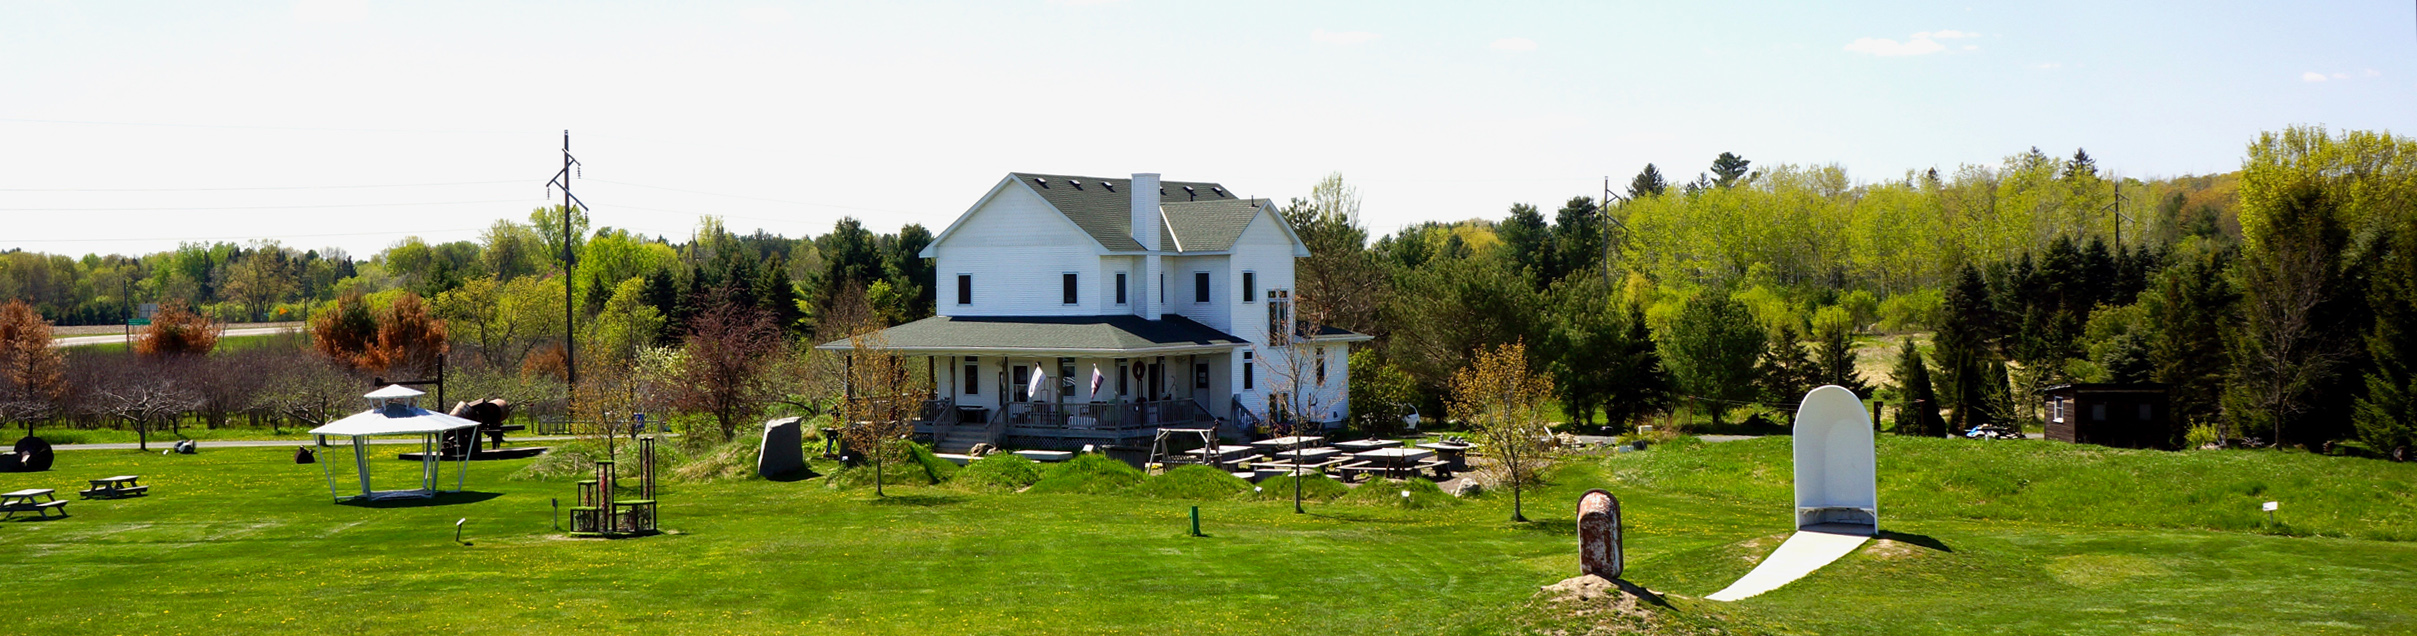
1578;489;1623;578
758;417;805;478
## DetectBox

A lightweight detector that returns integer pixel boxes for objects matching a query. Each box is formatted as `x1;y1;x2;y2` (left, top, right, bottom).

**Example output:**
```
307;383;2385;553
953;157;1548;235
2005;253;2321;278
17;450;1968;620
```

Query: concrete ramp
1704;526;1871;601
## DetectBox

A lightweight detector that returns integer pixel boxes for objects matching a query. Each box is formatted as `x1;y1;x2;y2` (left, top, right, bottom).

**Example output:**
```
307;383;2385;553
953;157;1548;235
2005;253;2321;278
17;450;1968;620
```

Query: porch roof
814;314;1249;355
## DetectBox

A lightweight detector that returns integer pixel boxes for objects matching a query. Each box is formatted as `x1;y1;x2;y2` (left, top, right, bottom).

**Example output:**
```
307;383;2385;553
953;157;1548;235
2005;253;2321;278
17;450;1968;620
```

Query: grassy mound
670;439;764;482
827;442;959;490
1127;465;1251;500
1606;434;2417;540
1025;453;1147;495
1336;477;1457;509
1248;471;1350;503
954;453;1045;492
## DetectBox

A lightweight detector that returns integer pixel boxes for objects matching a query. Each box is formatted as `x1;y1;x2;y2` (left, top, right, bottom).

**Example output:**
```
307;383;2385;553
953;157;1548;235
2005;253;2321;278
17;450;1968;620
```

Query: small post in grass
1189;506;1202;537
454;518;471;546
551;498;560;531
2264;501;2278;527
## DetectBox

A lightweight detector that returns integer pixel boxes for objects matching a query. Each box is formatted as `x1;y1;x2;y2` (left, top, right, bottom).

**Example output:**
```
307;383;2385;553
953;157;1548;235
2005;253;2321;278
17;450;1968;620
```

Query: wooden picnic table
1415;442;1474;471
1;488;67;520
81;475;147;499
1334;439;1403;452
1251;436;1325;452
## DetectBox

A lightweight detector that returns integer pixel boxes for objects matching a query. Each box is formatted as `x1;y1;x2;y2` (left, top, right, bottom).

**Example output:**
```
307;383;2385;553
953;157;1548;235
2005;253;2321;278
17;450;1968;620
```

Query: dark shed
2041;383;2170;449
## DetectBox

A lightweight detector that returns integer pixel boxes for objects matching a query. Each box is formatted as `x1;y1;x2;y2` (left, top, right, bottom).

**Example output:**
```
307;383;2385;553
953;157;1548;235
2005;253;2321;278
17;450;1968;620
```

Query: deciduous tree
1450;341;1555;522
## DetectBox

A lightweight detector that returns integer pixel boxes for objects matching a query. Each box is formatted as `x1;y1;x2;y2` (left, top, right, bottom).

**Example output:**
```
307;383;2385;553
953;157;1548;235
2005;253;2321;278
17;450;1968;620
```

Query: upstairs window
1242;271;1256;303
1194;272;1211;303
1115;272;1128;305
1062;273;1079;305
1315;348;1328;385
956;274;972;305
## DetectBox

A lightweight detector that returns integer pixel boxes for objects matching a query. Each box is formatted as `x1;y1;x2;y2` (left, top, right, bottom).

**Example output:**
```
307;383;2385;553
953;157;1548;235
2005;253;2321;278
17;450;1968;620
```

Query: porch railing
999;399;1215;432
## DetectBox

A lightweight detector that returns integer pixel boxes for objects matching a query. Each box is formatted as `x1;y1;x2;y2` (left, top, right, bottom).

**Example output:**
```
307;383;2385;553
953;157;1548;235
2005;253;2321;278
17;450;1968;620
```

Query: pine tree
1710;152;1753;188
1891;338;1945;436
1755;325;1816;404
2355;219;2417;461
1937;264;1996;433
1627;164;1667;199
1812;324;1870;397
755;254;804;337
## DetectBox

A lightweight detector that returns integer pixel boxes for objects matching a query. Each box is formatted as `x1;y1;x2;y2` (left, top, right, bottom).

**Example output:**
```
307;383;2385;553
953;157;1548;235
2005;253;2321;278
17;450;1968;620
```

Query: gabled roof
814;314;1248;354
926;173;1300;255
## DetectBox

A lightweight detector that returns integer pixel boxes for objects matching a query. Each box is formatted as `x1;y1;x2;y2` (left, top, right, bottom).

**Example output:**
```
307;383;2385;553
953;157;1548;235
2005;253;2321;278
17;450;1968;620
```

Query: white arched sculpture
1707;385;1877;602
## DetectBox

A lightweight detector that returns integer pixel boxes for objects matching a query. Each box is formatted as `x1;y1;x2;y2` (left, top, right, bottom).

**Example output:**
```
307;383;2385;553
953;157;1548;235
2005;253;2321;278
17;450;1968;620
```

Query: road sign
127;318;151;326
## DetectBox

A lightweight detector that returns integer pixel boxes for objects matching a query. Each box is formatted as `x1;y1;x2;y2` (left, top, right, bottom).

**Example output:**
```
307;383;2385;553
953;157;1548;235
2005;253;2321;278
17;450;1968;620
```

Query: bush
1336;477;1458;509
1128;465;1251;500
1248;471;1350;503
955;453;1046;492
1026;453;1147;495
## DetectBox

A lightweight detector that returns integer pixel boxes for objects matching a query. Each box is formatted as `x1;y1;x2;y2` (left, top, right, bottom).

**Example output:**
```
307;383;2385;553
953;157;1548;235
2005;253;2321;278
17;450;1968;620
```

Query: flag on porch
1028;367;1048;401
1090;365;1105;396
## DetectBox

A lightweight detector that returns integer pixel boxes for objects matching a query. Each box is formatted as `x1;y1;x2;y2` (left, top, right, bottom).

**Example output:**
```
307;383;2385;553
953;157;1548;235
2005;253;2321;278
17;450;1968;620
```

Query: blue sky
3;0;2412;257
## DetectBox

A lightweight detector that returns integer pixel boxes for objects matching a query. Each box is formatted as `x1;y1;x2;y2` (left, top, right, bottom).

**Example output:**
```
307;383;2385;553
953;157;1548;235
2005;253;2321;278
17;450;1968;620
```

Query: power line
0;198;535;212
0;117;547;136
0;179;523;192
1;228;484;243
584;178;920;215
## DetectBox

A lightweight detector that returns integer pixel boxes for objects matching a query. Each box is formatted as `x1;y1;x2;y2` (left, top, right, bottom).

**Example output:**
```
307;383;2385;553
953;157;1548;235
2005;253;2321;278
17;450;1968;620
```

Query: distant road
51;325;298;348
52;435;583;451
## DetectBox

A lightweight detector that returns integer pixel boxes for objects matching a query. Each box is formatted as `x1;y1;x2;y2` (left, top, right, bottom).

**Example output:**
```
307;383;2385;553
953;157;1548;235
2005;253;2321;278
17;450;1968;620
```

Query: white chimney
1132;173;1164;320
1130;173;1161;251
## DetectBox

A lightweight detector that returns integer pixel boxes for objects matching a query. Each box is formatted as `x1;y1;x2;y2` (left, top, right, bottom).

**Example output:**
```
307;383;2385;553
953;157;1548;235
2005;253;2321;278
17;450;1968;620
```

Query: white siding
1224;209;1298;347
934;184;1107;317
1167;254;1231;330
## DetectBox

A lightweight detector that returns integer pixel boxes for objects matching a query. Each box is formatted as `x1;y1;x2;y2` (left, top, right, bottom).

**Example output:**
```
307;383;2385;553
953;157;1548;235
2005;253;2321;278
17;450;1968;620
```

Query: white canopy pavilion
309;385;481;502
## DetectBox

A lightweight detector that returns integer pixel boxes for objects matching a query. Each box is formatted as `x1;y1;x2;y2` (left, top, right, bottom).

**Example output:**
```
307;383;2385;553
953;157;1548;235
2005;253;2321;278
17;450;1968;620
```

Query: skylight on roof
1035;178;1049;188
1070;179;1083;190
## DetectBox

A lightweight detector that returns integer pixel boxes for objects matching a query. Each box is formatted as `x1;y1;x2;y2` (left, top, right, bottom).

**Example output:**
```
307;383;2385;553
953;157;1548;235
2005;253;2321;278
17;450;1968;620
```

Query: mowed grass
2;436;2414;634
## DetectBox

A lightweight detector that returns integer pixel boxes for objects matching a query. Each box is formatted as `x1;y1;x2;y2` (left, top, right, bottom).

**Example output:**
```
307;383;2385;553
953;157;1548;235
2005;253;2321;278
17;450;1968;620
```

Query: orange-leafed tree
310;292;448;378
312;292;380;371
0;300;67;435
134;300;220;357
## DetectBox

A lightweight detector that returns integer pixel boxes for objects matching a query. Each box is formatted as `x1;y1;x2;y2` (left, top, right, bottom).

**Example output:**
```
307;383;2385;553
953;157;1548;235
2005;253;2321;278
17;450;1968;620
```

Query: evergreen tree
1937;264;1996;432
2064;148;2098;181
2145;247;2237;441
1755;325;1817;404
1497;203;1551;286
1710;152;1752;189
755;254;804;336
2354;218;2417;461
1549;196;1604;285
1626;164;1666;199
1601;303;1674;430
1811;324;1870;397
1658;292;1764;426
1890;338;1945;436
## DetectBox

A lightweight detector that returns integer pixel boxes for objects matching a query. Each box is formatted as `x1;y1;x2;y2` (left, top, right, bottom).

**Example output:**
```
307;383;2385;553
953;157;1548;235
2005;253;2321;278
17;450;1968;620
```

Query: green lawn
3;436;2412;634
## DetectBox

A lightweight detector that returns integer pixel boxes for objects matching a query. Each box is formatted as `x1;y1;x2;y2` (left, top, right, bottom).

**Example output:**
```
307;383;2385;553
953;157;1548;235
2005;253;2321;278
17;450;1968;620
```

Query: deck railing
999;399;1215;432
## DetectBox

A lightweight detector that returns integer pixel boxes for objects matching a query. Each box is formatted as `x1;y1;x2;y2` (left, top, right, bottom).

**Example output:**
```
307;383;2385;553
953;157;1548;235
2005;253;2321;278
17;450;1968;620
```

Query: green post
1190;506;1201;537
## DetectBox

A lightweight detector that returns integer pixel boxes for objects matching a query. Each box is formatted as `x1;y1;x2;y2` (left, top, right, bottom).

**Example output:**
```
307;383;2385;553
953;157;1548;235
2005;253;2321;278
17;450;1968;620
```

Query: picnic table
1;488;67;520
1339;448;1447;481
1415;442;1474;471
1257;446;1341;464
1250;436;1325;453
1334;439;1402;452
80;475;147;499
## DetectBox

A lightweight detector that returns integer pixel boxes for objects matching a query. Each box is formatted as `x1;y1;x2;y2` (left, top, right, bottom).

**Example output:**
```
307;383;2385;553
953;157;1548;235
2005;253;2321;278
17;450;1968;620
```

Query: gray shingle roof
1010;172;1266;253
814;314;1249;353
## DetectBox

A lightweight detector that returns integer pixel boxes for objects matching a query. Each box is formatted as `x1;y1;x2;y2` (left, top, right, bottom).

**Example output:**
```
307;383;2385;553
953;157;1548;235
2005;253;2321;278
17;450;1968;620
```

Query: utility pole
548;130;586;417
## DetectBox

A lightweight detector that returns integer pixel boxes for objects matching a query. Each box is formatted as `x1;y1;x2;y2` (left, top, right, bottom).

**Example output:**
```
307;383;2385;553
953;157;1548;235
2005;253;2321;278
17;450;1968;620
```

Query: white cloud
1845;29;1981;56
2303;72;2329;82
1311;29;1379;45
1490;37;1537;51
293;0;366;24
738;5;790;23
1844;36;1944;56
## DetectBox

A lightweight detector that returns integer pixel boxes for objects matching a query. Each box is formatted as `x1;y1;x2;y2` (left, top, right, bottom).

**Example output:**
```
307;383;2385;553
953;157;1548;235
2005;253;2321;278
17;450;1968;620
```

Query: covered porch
819;315;1250;453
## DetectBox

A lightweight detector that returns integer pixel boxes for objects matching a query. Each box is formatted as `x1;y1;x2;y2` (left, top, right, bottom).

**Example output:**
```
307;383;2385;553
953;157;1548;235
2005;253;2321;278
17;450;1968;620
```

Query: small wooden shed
2041;383;2170;449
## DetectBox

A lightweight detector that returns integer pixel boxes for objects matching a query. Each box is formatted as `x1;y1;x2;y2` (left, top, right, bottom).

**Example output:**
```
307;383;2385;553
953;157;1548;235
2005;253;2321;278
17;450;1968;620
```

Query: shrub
1128;465;1251;500
955;453;1046;492
1248;472;1350;503
1337;477;1458;509
1026;453;1147;495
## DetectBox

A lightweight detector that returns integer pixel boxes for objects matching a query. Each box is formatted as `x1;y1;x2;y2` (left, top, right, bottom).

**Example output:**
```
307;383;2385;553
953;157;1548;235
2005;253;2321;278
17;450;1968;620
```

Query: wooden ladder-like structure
568;436;659;537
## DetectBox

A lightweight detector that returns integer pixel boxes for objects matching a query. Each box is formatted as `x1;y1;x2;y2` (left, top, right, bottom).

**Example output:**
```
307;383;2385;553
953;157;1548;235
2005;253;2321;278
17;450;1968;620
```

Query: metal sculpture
569;435;659;537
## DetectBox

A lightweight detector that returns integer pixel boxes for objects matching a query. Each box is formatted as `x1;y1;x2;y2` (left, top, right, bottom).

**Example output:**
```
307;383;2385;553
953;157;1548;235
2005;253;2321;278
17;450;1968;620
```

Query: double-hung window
956;274;973;305
1193;272;1211;303
1114;272;1128;305
1242;271;1256;303
1062;273;1079;305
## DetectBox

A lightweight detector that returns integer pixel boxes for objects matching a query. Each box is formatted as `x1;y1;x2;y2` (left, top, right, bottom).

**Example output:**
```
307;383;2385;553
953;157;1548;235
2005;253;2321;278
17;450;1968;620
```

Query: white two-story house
817;172;1370;452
